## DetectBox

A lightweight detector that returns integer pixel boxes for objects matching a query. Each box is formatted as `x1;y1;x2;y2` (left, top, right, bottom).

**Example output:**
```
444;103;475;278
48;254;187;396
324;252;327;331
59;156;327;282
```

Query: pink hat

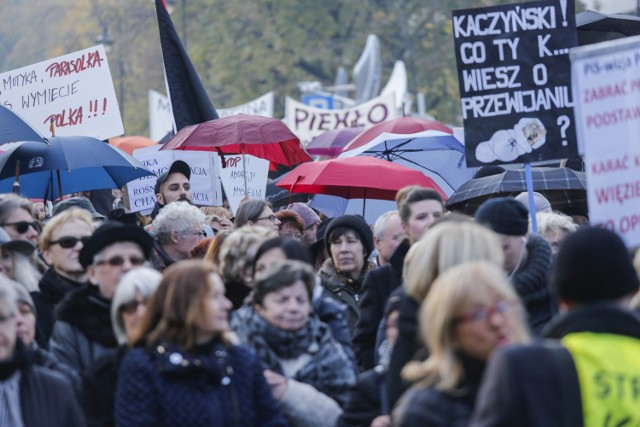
287;203;320;230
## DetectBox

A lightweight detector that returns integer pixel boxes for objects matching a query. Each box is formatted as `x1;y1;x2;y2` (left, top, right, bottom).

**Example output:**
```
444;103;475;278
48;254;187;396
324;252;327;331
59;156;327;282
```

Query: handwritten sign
148;90;174;141
218;154;269;215
0;45;124;140
127;145;222;214
571;36;640;247
284;93;397;143
453;0;577;166
218;92;274;118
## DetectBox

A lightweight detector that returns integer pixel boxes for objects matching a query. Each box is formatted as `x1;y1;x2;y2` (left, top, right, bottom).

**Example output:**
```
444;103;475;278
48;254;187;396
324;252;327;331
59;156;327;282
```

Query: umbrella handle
12;161;20;195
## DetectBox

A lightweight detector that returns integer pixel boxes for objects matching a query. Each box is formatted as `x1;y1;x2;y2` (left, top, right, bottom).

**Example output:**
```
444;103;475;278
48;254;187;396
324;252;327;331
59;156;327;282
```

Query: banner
0;45;123;140
571;36;640;247
453;0;578;167
148;90;174;141
127;145;222;213
218;154;270;215
285;93;396;142
218;92;274;118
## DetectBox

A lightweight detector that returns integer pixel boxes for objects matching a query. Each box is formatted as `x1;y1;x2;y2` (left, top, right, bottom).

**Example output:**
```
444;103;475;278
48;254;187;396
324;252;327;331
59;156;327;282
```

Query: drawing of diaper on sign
476;118;546;163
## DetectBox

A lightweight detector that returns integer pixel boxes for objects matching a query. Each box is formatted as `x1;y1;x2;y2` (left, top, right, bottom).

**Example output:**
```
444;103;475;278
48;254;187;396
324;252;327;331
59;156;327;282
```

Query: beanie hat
551;227;639;303
325;215;374;257
514;192;552;213
474;197;529;236
287;203;321;230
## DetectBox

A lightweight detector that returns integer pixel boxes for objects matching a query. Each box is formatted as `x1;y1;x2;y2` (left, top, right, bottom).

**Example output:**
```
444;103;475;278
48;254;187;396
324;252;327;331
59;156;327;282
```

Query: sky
582;0;636;14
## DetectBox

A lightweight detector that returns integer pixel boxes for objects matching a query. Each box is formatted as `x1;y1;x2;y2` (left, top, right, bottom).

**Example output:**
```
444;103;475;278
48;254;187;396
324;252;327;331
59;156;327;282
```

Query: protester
372;210;405;267
49;221;153;377
393;262;530;426
0;278;84;426
0;194;40;245
52;196;105;222
319;215;375;335
231;260;356;427
354;188;445;371
287;202;321;247
189;236;214;259
234;199;281;231
310;218;331;271
276;209;305;240
387;218;504;409
201;206;234;233
475;197;555;334
513;191;552;213
115;260;288;427
150;160;192;219
149;201;206;271
535;211;578;254
34;208;95;343
81;267;162;427
471;227;640;426
204;228;233;268
0;227;39;292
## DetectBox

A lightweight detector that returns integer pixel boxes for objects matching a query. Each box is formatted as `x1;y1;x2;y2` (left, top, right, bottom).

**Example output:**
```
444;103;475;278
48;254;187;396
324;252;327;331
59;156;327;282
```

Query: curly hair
151;202;205;245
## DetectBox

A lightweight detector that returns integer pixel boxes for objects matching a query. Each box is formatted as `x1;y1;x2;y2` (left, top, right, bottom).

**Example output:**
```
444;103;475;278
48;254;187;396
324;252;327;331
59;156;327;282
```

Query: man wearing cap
288;202;321;247
471;227;640;426
150;160;192;219
33;208;95;344
48;221;153;377
474;197;554;335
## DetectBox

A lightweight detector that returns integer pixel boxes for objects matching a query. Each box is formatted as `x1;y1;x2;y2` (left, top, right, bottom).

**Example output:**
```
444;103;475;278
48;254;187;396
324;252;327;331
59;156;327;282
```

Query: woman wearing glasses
49;221;153;377
235;199;281;232
0;194;40;246
393;262;530;426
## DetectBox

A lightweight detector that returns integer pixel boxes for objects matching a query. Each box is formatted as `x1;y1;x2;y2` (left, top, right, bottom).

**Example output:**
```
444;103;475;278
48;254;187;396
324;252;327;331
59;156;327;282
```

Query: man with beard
150;160;192;219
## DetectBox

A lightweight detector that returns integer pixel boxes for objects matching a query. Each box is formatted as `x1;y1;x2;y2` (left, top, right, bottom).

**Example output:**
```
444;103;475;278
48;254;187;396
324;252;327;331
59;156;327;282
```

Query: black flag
155;0;219;131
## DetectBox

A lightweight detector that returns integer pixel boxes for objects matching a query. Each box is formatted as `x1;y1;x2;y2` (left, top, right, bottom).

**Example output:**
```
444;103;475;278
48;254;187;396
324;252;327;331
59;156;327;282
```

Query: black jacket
337;366;387;427
353;239;410;370
471;305;640;427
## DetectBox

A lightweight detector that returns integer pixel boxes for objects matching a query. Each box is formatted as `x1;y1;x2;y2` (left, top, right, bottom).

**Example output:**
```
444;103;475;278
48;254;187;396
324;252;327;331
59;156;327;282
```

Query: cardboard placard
218;154;270;215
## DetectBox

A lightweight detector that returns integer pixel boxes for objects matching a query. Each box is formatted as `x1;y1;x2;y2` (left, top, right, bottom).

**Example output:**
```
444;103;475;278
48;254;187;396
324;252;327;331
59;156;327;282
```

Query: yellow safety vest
562;332;640;427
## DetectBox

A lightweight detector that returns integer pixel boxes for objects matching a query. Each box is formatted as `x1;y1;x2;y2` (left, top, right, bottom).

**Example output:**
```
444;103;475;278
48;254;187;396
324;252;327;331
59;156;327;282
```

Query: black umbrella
577;10;640;46
447;167;587;216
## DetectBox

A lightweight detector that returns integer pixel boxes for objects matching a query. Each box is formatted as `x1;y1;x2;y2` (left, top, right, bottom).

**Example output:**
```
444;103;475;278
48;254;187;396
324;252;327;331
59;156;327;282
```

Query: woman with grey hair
81;267;162;427
0;277;84;426
235;199;281;231
0;194;40;246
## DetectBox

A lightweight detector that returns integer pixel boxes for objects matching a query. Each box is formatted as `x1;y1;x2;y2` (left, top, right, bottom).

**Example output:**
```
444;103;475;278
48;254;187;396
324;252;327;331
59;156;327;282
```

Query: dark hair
252;260;315;306
253;237;313;273
131;260;229;352
234;199;269;228
328;226;360;245
399;188;444;225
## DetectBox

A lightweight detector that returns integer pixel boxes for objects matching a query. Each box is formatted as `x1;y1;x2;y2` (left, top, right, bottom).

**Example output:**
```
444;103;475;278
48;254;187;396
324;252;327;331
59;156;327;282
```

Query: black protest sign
453;0;578;167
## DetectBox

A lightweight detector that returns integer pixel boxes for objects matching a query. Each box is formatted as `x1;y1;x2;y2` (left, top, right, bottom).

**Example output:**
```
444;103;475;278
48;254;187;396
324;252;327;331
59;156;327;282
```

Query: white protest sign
218;92;274;118
218;154;270;215
571;36;640;247
284;92;397;143
127;145;222;213
148;90;174;141
0;45;124;140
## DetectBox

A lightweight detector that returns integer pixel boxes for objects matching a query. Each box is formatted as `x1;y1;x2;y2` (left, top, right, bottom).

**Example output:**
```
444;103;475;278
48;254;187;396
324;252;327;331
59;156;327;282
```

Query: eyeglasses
95;255;146;267
454;300;515;324
190;230;206;238
50;236;91;249
119;299;146;315
2;221;39;234
254;215;277;223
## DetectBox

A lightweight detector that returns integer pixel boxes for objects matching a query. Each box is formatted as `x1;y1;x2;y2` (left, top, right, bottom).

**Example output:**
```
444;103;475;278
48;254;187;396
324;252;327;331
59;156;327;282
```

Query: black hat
154;160;191;195
551;227;639;303
475;197;529;236
325;215;374;257
79;221;154;268
52;196;105;220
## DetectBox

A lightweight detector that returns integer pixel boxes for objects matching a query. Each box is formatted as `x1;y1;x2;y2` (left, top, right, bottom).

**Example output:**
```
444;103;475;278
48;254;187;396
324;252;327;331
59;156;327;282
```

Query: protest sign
453;0;577;167
127;145;222;213
0;45;124;140
148;90;174;141
218;92;274;118
218;154;270;215
571;36;640;247
285;93;396;143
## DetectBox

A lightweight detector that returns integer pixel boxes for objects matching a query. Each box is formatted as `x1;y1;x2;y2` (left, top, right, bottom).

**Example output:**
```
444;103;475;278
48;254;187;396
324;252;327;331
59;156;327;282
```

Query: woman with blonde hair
387;218;504;408
393;261;529;426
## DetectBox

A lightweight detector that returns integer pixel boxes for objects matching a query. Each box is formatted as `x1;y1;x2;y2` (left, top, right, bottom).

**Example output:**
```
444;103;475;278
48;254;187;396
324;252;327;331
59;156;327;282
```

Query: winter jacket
470;304;640;427
312;294;355;363
115;341;289;427
49;284;118;378
337;366;387;427
353;239;409;371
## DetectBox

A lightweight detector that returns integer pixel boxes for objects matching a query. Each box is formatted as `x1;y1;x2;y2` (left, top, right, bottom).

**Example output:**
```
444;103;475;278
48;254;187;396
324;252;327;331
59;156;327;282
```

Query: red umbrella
342;117;452;153
161;114;311;167
276;156;447;200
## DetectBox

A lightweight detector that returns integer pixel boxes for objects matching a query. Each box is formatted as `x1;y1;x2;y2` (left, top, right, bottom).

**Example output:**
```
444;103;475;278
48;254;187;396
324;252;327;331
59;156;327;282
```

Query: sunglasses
96;255;146;267
119;299;146;315
50;236;91;249
3;221;39;234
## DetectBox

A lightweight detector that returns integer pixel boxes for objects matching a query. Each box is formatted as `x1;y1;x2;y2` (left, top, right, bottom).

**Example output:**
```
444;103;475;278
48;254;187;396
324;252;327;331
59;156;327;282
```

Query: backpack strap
544;342;583;427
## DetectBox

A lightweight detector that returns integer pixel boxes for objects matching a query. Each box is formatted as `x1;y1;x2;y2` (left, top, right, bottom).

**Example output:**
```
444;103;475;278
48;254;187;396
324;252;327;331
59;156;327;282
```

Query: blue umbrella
0;106;44;144
0;136;155;200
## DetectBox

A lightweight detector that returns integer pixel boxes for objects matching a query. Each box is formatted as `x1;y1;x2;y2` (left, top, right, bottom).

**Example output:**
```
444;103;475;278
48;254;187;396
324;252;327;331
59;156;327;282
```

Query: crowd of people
0;159;639;426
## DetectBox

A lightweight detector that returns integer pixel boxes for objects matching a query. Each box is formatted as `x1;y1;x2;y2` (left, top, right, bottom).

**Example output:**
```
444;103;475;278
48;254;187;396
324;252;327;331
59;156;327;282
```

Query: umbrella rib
379;153;456;189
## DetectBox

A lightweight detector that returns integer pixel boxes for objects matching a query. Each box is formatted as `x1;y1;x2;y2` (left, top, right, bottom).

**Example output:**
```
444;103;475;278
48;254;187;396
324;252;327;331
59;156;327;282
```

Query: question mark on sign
557;115;570;147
